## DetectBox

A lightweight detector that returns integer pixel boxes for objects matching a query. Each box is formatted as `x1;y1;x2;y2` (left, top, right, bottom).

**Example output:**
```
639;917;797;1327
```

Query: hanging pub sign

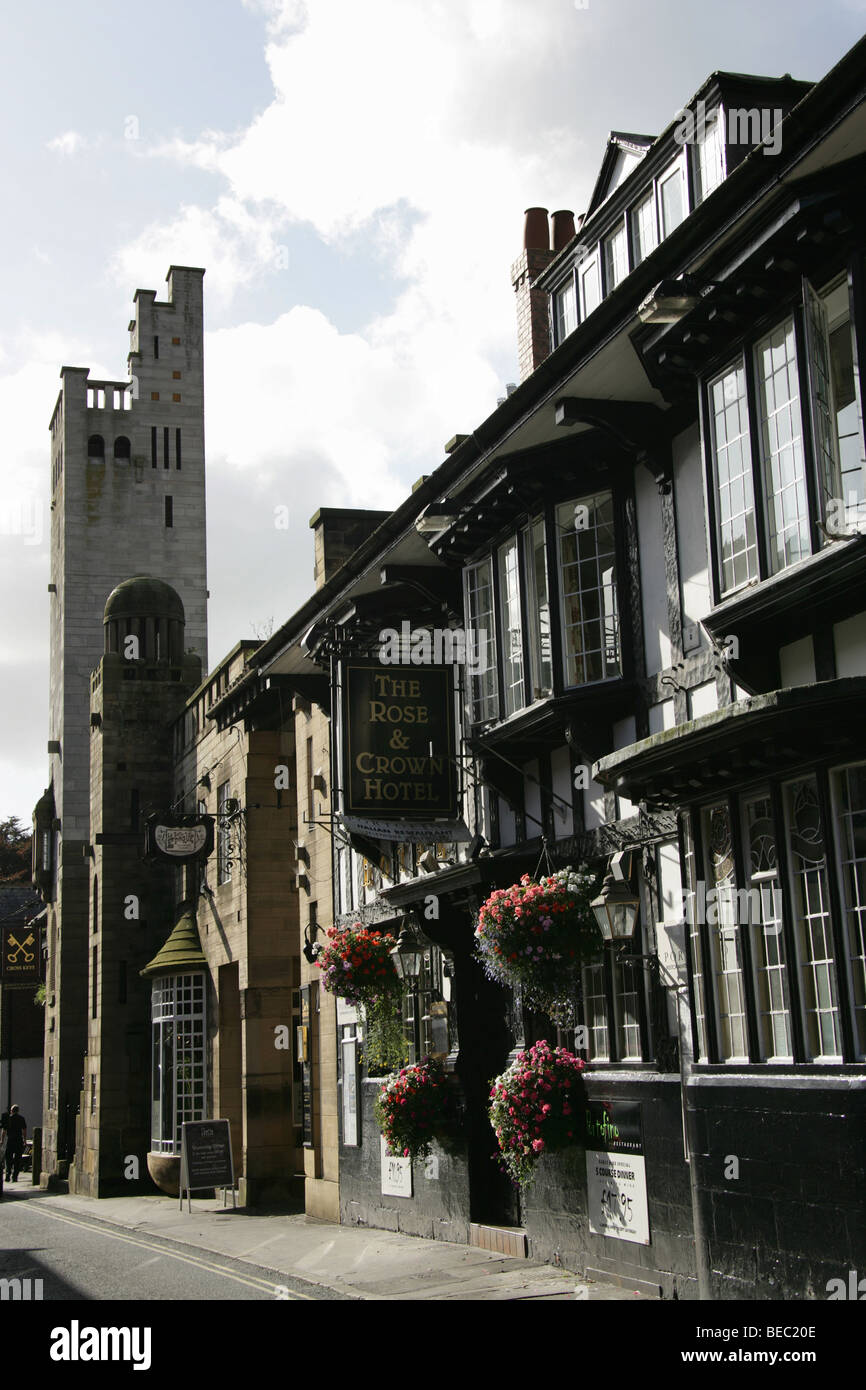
144;813;214;864
1;919;41;981
341;662;458;824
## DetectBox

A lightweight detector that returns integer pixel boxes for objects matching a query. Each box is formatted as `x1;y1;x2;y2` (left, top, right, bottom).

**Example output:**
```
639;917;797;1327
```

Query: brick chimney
309;507;391;590
511;207;555;383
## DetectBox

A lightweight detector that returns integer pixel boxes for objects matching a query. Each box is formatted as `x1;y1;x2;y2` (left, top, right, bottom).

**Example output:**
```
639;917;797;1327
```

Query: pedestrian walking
0;1113;7;1199
4;1105;26;1182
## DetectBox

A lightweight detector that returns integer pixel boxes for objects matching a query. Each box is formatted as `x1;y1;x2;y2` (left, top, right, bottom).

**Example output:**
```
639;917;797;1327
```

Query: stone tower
39;268;208;1183
71;578;201;1196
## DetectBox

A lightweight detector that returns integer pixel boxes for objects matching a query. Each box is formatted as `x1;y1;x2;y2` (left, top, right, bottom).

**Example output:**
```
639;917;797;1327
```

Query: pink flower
532;1139;545;1153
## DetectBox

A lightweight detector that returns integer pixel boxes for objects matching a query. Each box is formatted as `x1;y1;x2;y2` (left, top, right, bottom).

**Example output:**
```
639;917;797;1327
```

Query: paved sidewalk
17;1186;651;1301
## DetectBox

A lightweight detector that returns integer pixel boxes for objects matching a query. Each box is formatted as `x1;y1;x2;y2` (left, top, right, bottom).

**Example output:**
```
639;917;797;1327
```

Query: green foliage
362;996;409;1076
0;816;31;880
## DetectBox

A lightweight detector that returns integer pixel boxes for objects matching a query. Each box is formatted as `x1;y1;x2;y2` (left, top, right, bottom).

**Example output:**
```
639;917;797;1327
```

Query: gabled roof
585;131;655;218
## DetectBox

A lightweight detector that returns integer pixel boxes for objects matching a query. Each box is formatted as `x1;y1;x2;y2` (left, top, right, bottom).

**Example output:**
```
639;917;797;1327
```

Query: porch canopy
593;677;866;810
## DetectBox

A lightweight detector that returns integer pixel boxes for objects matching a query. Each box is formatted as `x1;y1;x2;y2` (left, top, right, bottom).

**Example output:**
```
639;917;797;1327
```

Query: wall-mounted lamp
390;919;424;982
591;852;641;942
303;920;322;964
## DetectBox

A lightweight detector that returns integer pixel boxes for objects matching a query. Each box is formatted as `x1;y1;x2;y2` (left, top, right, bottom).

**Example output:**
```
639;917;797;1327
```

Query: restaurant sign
341;662;458;824
584;1100;650;1245
144;814;214;864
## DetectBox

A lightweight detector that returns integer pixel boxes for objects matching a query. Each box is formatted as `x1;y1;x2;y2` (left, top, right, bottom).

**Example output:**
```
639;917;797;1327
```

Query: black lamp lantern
591;861;641;942
390;920;424;981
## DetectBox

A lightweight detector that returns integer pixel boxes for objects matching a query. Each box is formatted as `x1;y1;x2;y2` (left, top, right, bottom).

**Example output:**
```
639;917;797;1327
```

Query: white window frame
150;971;207;1156
578;249;602;320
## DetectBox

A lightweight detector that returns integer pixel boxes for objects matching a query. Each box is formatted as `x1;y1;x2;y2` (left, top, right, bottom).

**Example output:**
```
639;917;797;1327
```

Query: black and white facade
254;38;866;1299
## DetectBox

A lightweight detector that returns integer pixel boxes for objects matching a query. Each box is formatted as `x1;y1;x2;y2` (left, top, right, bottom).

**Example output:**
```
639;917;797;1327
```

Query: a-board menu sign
341;662;458;823
179;1119;235;1210
584;1100;650;1246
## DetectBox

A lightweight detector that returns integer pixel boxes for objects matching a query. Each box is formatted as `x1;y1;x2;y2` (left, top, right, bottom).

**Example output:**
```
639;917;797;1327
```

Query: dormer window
578;251;602;319
694;107;726;202
658;156;687;237
603;223;629;293
630;190;658;267
553;278;577;344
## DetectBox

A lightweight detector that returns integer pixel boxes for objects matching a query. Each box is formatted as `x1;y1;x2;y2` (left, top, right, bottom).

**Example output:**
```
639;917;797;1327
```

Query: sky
1;0;865;825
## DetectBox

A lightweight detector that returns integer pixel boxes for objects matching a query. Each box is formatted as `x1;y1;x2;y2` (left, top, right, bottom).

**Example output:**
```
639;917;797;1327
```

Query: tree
0;816;31;880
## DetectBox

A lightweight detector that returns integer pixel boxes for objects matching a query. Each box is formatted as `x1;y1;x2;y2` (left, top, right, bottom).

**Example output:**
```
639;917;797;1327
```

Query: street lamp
591;869;641;942
390;920;424;981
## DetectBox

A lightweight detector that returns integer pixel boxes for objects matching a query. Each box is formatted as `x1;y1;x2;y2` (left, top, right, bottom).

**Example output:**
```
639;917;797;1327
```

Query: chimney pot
523;207;550;251
550;209;576;252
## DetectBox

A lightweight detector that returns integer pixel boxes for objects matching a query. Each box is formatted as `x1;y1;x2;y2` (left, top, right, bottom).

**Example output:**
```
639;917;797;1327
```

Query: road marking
20;1205;312;1299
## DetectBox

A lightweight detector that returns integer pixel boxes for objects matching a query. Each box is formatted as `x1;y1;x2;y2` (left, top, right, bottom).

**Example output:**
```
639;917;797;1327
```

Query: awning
140;906;207;978
593;678;866;809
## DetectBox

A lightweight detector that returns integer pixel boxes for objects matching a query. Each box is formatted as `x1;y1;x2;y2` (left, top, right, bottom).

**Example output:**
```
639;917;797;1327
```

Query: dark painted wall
688;1078;866;1300
339;1077;471;1244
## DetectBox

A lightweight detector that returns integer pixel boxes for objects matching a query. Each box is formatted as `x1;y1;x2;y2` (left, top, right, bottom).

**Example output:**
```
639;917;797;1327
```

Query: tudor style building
245;36;866;1298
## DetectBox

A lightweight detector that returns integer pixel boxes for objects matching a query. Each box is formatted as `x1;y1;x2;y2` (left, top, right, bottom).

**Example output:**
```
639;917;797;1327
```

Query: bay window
464;558;498;724
557;491;621;686
705;283;866;599
150;972;206;1154
686;762;866;1065
498;536;524;717
524;519;552;699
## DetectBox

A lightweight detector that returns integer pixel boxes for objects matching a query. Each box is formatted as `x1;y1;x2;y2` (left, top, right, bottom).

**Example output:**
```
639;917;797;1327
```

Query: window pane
631;192;657;266
807;278;866;535
702;804;749;1062
524;519;552;698
755;319;810;573
683;814;709;1061
557;492;620;687
784;777;842;1060
613;956;643;1060
742;794;793;1061
581;959;609;1061
464;559;499;723
498;536;524;716
554;278;577;344
708;361;759;593
603;223;628;292
579;253;602;318
694;110;725;202
659;163;685;236
832;763;866;1059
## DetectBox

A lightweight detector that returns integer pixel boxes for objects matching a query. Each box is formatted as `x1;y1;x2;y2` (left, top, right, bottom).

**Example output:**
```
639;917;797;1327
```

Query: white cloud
47;130;87;156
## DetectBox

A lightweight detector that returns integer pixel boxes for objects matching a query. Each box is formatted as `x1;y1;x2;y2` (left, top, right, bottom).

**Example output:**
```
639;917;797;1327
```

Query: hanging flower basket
316;923;401;1005
316;923;407;1074
375;1057;454;1161
489;1040;587;1188
474;866;600;1021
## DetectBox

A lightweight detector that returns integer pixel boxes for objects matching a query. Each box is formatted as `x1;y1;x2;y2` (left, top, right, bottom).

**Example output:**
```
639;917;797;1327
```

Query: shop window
556;490;621;686
150;972;206;1155
831;762;866;1059
783;776;842;1060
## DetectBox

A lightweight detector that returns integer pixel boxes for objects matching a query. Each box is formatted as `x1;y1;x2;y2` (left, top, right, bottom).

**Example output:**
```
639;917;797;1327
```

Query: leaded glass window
832;763;866;1059
783;777;842;1060
150;972;206;1155
557;492;621;686
702;804;749;1062
708;360;759;593
755;318;810;574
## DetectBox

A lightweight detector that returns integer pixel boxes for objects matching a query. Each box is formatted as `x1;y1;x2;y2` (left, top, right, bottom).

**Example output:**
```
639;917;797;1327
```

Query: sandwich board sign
179;1119;236;1211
